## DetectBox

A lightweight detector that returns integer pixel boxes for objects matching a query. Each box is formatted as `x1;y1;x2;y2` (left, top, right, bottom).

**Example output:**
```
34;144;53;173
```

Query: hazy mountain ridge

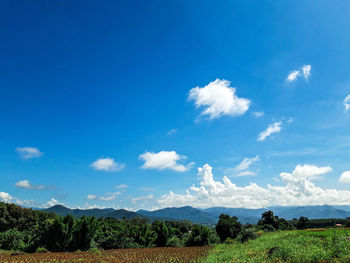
43;204;350;225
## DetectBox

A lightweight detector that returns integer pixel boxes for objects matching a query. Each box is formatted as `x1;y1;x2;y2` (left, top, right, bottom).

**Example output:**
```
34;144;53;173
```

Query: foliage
215;214;242;242
296;216;310;230
0;202;219;253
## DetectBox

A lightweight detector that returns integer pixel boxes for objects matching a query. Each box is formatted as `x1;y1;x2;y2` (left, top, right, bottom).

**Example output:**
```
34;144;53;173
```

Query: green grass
204;229;350;263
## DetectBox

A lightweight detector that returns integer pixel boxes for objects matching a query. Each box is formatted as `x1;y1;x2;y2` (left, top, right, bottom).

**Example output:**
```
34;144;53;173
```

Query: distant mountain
44;205;142;220
274;205;350;220
43;204;350;225
137;206;217;225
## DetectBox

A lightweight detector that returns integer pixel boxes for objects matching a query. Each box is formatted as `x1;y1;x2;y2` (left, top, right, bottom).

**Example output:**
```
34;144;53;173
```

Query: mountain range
42;204;350;225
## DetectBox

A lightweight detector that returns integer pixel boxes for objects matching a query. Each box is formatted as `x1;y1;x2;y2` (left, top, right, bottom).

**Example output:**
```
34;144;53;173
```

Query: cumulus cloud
344;94;350;112
252;111;264;118
131;194;154;204
157;164;350;208
45;198;59;207
139;151;194;172
16;147;43;159
188;79;251;120
286;65;311;82
0;192;13;202
339;171;350;183
90;157;125;171
257;122;282;141
15;180;46;190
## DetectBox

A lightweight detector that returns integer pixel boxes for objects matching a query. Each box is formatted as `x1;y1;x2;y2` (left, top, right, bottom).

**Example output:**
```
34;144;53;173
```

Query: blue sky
1;0;350;210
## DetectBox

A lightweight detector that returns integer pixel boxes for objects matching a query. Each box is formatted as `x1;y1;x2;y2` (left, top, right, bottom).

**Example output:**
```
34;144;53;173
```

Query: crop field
0;246;211;263
204;228;350;263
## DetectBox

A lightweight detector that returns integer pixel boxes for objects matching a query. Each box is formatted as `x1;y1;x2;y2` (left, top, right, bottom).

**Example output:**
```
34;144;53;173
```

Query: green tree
296;216;310;230
215;214;242;242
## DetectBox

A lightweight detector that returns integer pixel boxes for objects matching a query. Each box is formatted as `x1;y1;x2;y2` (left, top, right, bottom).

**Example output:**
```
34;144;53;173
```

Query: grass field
204;228;350;263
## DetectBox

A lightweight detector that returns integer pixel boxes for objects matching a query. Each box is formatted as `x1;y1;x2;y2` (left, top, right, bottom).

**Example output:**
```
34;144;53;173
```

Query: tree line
1;202;348;253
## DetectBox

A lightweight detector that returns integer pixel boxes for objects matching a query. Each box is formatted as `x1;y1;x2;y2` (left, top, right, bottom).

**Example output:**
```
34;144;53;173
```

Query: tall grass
203;229;350;263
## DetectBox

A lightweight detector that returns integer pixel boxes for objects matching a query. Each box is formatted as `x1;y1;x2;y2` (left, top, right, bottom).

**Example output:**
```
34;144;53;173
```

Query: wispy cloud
116;184;128;189
15;180;46;190
252;111;264;118
139;151;194;172
16;147;43;159
86;191;121;202
224;156;260;177
188;79;250;120
257;121;282;141
344;94;350;112
131;194;154;204
90;157;125;172
167;129;177;135
286;65;311;82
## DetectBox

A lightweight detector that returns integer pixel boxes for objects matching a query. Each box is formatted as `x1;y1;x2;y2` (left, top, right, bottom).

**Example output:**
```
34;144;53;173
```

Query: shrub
237;227;258;243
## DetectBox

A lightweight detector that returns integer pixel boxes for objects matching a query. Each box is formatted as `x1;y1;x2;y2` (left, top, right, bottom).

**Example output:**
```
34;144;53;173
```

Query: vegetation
0;202;218;253
204;228;350;263
1;202;350;262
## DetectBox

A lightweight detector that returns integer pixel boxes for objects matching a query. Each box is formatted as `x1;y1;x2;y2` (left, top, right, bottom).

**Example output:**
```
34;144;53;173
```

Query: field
204;228;350;263
0;246;211;263
1;229;350;263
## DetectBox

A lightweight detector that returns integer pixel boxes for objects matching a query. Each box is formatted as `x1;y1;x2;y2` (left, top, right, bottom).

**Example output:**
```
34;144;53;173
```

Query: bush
262;224;275;232
167;236;183;247
0;229;26;251
237;228;258;243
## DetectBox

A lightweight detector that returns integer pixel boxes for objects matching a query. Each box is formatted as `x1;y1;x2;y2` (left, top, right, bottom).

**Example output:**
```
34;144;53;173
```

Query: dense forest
0;202;349;253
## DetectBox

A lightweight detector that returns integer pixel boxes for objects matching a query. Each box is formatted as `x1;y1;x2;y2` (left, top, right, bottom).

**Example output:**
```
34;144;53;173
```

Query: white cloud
87;194;97;200
286;70;301;82
15;180;45;190
344;94;350;112
252;111;264;118
90;157;125;171
45;198;59;207
16;147;43;159
167;129;177;135
100;196;116;201
139;151;194;172
0;192;13;202
158;164;350;208
234;156;260;171
339;171;350;183
131;194;154;204
188;79;251;120
286;65;311;82
116;184;128;189
87;191;121;202
257;122;282;141
302;65;311;80
235;170;257;177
